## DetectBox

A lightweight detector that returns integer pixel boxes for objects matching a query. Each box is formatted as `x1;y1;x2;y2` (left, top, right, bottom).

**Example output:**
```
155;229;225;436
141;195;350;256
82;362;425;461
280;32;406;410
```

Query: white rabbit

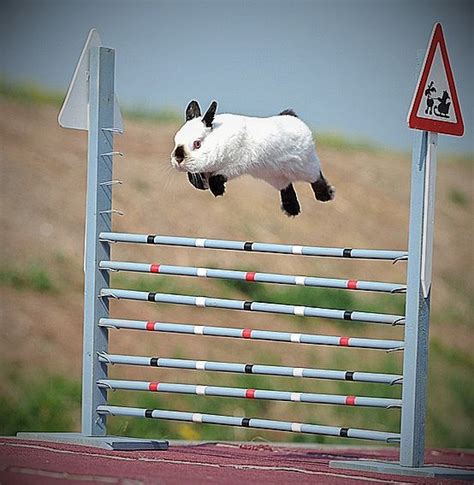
170;100;334;216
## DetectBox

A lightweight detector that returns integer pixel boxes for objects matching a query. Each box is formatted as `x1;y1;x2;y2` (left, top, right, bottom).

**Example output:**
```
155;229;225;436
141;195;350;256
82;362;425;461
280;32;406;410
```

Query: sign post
400;21;464;471
331;22;469;478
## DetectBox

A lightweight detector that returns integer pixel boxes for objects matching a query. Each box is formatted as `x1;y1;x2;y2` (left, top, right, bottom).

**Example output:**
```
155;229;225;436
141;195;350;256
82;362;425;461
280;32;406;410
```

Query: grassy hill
0;84;473;447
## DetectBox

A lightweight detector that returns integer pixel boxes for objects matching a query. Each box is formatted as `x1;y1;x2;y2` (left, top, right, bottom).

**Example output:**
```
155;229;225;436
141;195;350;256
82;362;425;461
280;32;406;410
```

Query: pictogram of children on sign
424;81;436;115
435;90;451;118
424;81;451;118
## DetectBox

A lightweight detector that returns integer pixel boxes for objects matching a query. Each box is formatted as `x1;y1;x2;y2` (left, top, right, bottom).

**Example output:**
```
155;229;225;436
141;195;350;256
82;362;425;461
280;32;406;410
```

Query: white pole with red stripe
99;318;404;351
99;260;406;293
97;379;402;408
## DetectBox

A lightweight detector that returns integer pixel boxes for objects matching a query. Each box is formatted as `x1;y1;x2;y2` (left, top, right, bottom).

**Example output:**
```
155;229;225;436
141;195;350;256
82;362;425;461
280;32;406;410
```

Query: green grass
0;77;64;107
430;338;474;371
449;188;469;207
0;77;180;123
0;375;80;435
316;131;381;153
0;263;55;292
112;272;200;295
124;106;181;124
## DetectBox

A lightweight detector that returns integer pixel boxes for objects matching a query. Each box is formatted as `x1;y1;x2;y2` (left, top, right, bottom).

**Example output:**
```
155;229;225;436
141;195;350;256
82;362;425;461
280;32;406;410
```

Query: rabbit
170;100;334;216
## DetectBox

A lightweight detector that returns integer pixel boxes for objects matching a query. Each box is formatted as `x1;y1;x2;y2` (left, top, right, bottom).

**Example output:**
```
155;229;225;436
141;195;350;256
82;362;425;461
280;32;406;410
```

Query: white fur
171;113;322;190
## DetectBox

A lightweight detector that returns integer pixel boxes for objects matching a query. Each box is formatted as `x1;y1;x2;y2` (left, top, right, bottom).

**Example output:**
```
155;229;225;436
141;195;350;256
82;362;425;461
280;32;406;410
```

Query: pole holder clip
101;151;124;157
99;209;124;216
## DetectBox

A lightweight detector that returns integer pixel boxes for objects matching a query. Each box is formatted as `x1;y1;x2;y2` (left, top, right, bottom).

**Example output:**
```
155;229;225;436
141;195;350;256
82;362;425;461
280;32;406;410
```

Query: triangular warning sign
407;23;464;136
58;29;123;133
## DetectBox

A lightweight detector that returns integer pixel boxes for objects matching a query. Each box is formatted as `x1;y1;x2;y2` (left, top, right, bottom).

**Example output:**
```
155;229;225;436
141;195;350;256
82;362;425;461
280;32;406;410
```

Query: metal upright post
15;30;167;450
399;130;437;467
81;46;115;436
331;130;469;477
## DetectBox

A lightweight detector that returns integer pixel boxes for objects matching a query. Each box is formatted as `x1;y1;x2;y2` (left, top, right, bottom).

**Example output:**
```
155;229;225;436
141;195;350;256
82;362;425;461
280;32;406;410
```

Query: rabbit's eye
193;140;202;150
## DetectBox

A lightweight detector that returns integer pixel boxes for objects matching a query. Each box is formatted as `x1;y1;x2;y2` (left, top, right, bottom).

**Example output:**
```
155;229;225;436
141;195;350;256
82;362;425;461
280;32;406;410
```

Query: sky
1;0;473;154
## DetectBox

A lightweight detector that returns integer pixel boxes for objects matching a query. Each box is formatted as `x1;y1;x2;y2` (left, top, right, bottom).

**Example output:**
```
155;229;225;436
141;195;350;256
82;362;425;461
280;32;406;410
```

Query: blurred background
1;0;473;448
2;0;473;153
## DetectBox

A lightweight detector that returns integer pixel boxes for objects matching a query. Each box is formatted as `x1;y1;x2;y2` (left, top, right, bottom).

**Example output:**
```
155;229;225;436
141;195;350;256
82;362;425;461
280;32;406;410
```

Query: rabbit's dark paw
280;184;301;216
311;173;335;202
209;175;227;197
187;172;209;190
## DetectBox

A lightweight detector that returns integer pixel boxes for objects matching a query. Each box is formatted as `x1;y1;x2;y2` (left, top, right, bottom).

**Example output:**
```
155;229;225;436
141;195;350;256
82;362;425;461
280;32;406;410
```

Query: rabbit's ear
186;100;202;121
202;101;218;128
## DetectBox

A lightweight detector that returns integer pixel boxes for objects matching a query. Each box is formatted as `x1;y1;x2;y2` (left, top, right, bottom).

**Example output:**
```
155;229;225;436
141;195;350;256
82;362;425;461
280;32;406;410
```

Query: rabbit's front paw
209;175;227;197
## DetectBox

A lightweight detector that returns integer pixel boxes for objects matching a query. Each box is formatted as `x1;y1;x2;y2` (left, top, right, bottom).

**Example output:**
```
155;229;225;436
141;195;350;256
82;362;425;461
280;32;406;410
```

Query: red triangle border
408;23;464;137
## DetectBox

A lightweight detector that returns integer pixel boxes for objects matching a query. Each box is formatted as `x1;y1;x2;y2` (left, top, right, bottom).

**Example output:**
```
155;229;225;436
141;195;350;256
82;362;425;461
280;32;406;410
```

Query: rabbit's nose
174;145;185;163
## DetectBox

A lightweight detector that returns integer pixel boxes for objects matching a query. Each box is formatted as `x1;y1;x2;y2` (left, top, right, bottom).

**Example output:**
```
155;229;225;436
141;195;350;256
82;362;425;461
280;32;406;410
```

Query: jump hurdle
17;28;472;479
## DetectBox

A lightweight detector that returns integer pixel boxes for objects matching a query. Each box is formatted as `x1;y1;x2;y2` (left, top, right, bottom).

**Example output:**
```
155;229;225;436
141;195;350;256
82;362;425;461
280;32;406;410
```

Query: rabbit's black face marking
174;145;185;163
172;100;218;172
171;118;209;172
280;184;301;217
186;100;202;121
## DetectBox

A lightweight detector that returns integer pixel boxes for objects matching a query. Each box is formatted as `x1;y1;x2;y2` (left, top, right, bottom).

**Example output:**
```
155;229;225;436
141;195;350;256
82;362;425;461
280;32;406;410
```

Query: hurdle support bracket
15;432;168;451
329;460;474;479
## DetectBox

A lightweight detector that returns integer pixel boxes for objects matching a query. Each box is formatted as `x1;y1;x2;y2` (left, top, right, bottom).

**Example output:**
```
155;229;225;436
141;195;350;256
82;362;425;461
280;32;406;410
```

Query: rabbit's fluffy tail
311;172;335;202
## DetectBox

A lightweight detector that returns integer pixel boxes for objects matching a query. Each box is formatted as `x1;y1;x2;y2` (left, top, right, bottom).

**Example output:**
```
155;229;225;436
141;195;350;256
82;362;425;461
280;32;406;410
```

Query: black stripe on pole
148;292;156;302
340;428;349;437
244;364;254;374
150;357;159;367
147;235;156;244
343;248;352;258
241;418;250;427
345;371;355;381
243;301;252;311
244;242;254;251
145;409;154;418
343;311;353;321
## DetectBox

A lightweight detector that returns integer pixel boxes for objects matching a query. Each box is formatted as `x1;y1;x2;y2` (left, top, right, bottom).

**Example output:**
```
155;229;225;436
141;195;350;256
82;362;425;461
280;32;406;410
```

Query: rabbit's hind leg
280;183;301;216
311;172;335;202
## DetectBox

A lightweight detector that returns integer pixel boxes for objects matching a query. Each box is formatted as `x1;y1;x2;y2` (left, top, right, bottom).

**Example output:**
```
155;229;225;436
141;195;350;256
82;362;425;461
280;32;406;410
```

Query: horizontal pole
98;353;403;385
100;289;405;325
99;318;404;351
98;405;401;443
99;232;408;261
97;379;402;409
100;261;406;294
